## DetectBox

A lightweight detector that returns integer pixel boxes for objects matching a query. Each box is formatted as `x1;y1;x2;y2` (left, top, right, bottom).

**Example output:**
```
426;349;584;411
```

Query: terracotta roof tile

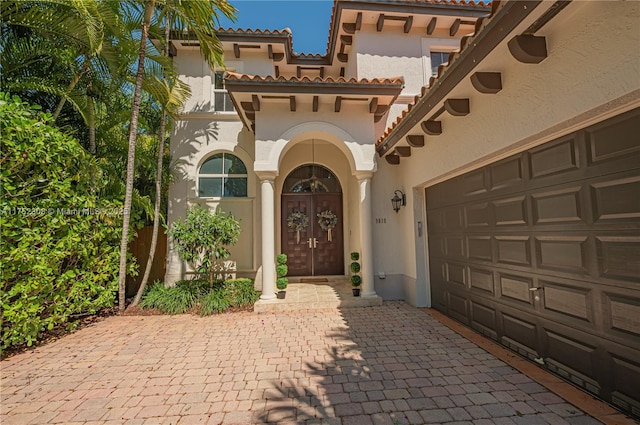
225;72;404;86
217;27;292;35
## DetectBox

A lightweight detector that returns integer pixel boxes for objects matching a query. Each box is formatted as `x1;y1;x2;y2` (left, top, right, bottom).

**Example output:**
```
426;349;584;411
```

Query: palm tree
117;0;236;311
1;0;130;148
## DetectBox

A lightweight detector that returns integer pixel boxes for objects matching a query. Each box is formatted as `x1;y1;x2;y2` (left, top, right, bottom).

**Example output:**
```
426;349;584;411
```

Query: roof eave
225;80;403;96
328;0;492;66
376;0;544;156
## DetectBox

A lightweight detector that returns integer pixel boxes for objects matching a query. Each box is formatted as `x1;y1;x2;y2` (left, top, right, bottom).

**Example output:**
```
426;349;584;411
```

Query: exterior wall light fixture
391;190;406;213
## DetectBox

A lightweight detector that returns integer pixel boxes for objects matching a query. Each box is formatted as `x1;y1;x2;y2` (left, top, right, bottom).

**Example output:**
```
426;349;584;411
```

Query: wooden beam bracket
427;17;437;35
342;13;362;34
421;120;442;135
508;34;547;64
470;72;503;94
406;135;425;147
449;19;461;36
395;147;411;157
444;98;470;116
385;154;400;165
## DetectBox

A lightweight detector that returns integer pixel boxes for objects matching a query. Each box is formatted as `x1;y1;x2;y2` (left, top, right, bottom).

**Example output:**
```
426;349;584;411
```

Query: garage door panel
498;273;534;306
500;312;539;360
463;169;489;196
465;202;491;227
493;196;528;226
586;109;640;166
535;236;588;274
532;186;584;225
604;293;640;343
426;109;640;414
445;235;466;258
490;156;524;191
471;301;498;339
528;135;580;180
596;236;640;282
544;330;600;393
446;262;467;287
469;267;494;294
611;356;640;417
448;291;470;324
468;236;492;261
541;280;593;325
591;176;640;223
496;236;532;266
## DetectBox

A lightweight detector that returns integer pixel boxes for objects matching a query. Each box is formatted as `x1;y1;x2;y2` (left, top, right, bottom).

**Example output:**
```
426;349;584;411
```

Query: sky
217;1;335;55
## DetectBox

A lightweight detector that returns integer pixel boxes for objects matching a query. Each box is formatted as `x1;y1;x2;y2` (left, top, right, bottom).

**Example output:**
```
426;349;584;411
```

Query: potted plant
276;253;288;299
350;252;361;297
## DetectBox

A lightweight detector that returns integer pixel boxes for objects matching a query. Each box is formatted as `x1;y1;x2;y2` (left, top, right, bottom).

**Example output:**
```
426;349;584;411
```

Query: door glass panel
284;164;341;193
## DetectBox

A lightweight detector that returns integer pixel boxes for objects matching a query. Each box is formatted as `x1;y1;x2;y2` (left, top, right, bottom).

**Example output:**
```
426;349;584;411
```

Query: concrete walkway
0;302;629;425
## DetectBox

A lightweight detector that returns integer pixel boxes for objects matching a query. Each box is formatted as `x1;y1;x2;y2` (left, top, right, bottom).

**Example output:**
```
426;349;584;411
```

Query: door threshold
299;277;329;283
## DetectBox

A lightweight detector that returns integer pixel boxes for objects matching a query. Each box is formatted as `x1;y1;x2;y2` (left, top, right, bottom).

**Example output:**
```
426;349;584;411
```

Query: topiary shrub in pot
276;253;288;299
350;252;361;297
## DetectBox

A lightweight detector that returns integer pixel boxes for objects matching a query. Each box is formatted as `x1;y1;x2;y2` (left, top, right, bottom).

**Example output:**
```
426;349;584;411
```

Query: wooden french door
281;193;344;276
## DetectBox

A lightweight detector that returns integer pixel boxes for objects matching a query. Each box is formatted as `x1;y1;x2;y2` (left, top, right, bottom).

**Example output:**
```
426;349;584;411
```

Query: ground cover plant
140;278;258;315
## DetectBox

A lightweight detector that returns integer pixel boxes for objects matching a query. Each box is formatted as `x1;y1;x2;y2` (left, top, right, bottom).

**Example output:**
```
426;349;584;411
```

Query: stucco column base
257;172;278;300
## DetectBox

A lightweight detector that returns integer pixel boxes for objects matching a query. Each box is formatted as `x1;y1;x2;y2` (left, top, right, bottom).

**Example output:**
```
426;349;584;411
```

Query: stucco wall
371;0;640;305
166;117;260;284
253;105;377;173
355;29;425;96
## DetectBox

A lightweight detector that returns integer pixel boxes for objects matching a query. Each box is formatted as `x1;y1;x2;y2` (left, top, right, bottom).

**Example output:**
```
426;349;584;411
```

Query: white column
358;175;376;298
259;175;277;300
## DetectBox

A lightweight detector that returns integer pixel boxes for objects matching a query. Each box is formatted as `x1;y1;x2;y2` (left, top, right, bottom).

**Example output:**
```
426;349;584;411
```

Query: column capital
353;170;374;181
255;170;279;181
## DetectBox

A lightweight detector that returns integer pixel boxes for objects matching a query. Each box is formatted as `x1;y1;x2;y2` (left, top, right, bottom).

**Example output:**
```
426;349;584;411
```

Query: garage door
426;108;640;416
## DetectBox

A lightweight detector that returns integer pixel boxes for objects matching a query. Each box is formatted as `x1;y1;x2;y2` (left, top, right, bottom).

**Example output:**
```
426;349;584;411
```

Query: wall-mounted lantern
391;190;406;213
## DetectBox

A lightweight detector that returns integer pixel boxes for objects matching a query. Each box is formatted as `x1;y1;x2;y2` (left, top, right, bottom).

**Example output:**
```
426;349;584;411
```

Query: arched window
198;153;247;198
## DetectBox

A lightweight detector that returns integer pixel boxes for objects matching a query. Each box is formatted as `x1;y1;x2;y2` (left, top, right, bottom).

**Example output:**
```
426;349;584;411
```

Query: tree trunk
87;95;96;154
132;18;170;306
118;0;155;312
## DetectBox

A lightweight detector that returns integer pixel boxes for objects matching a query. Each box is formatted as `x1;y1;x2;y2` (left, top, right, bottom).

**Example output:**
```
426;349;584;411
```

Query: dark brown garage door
426;108;640;416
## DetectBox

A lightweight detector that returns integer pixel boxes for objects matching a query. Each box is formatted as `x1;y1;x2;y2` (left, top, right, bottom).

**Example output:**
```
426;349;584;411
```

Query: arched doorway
281;164;344;276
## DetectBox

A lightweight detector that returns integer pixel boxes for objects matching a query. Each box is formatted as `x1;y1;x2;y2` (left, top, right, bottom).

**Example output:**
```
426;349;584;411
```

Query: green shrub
139;280;207;314
169;206;241;285
222;278;258;308
276;277;288;291
1;94;122;349
350;275;362;287
199;289;230;315
276;253;287;265
276;264;288;278
350;252;360;261
141;278;259;316
350;262;361;274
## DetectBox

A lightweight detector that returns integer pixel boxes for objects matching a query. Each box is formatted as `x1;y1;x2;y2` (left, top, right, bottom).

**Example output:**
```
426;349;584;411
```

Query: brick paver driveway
2;302;603;424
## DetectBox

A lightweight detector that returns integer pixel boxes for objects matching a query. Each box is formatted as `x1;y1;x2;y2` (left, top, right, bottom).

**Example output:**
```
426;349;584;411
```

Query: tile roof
375;1;499;147
225;72;404;86
217;27;292;36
